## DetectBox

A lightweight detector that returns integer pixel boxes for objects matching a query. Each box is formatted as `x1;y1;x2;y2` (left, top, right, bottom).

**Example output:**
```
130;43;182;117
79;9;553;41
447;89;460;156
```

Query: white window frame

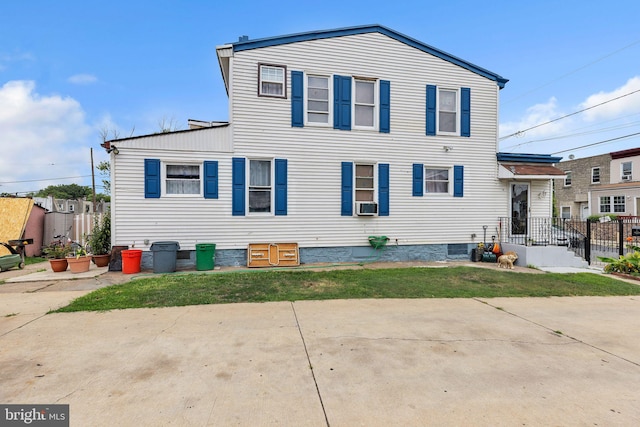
305;74;332;126
591;167;600;184
69;204;75;212
424;166;452;195
564;171;572;187
258;63;286;98
352;78;378;130
247;158;273;215
599;196;611;213
561;206;571;219
613;195;626;213
162;162;203;197
436;88;459;135
622;162;632;179
354;163;377;203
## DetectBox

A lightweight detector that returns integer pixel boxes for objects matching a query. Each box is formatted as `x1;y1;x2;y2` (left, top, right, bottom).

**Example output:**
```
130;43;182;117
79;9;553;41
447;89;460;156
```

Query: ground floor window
166;164;200;194
249;159;272;213
355;164;375;202
600;195;626;213
561;206;571;219
425;168;449;193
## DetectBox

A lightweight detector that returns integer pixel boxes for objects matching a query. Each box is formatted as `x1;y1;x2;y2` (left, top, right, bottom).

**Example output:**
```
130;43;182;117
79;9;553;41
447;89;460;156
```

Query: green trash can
196;243;216;271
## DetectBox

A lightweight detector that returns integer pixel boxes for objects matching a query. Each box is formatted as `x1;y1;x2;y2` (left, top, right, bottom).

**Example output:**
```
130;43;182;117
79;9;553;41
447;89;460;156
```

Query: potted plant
67;246;91;273
88;212;111;267
42;243;72;272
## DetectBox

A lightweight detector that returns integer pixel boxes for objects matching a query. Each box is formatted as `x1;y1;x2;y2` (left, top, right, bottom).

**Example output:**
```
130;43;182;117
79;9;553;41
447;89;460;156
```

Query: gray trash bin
150;241;180;273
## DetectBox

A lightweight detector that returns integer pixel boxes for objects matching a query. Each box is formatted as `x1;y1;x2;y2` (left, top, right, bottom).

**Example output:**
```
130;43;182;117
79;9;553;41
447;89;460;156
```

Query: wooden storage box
247;243;299;268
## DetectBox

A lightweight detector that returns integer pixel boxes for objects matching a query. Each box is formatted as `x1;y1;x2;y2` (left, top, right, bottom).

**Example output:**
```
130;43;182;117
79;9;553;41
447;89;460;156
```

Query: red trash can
121;249;142;274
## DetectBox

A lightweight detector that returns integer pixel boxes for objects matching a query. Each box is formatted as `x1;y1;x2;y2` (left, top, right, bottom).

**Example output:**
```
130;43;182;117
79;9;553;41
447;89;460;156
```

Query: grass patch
54;266;640;313
25;257;48;266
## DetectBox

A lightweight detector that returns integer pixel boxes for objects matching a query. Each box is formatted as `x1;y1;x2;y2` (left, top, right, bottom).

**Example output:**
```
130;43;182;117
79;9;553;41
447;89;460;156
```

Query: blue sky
1;0;639;195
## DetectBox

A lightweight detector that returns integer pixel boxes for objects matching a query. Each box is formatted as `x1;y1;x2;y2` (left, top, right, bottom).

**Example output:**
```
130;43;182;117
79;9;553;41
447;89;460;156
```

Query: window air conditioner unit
356;202;378;216
622;175;632;181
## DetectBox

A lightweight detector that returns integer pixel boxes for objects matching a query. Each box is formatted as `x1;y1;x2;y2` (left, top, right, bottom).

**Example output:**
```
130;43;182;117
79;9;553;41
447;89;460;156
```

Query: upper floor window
564;171;572;187
426;85;470;137
354;79;376;129
438;89;458;134
166;164;201;195
592;167;600;184
307;75;330;124
249;159;272;213
258;64;286;98
425;168;450;193
622;161;632;180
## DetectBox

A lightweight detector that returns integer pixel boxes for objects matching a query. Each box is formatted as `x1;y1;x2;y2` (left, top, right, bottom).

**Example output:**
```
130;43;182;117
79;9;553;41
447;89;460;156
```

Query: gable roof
224;24;508;89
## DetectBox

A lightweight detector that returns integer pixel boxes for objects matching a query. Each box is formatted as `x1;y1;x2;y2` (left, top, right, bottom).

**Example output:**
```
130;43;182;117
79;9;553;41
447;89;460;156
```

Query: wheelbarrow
0;239;33;272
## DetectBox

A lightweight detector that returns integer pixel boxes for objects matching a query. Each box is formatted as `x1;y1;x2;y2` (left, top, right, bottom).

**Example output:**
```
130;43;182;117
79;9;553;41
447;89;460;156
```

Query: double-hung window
614;196;626;212
592;167;600;184
564;171;572;187
622;162;632;180
166;164;201;195
354;79;376;128
249;160;272;213
438;89;457;134
307;75;330;124
599;196;611;213
425;168;450;193
259;64;286;98
355;164;375;202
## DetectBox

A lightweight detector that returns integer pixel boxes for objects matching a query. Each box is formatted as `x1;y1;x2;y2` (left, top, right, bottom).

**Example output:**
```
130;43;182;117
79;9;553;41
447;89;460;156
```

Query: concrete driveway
1;266;639;426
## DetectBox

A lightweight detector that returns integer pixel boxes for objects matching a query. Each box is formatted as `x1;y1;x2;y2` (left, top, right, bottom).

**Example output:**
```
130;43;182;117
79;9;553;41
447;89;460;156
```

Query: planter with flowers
68;247;91;273
598;236;640;280
88;212;111;268
42;243;72;272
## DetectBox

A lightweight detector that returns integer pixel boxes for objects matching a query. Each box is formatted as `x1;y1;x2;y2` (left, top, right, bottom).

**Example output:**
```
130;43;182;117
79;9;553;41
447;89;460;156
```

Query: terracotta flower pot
49;258;68;273
68;256;91;273
92;254;111;268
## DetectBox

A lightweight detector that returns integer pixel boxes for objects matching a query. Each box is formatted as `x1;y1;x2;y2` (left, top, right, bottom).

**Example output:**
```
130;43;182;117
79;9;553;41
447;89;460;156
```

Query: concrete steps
501;243;589;269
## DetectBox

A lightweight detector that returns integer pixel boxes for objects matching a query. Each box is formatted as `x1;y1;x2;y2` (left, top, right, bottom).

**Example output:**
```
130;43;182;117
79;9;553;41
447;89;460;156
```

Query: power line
551;131;640;155
499;88;640;141
0;175;92;185
503;38;640;105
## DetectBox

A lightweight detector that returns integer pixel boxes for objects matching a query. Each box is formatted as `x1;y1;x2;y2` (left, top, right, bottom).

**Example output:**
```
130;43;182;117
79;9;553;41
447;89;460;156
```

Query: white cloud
0;80;94;195
67;73;98;85
500;97;570;142
580;76;640;121
0;51;35;71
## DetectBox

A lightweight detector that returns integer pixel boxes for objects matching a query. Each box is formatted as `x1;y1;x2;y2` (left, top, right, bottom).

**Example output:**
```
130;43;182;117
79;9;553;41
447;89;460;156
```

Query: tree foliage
32;184;92;199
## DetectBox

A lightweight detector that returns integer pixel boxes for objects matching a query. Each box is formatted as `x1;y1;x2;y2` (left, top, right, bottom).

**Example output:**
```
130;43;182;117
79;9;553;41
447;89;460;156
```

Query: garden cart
0;239;33;272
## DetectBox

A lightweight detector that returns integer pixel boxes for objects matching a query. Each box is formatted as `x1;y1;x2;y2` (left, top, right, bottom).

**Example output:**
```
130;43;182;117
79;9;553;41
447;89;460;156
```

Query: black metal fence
498;216;640;265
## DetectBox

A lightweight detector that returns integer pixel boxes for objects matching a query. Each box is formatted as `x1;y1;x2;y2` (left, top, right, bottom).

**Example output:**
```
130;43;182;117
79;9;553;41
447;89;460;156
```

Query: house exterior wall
23;205;45;257
610;154;639;183
556;153;611;218
109;28;556;266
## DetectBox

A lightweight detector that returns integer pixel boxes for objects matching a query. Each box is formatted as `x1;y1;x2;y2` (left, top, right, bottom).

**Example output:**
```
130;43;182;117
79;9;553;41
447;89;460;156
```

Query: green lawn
54;266;640;312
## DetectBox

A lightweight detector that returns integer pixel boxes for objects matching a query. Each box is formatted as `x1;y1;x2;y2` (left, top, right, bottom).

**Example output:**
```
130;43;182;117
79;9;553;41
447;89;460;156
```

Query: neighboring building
556;148;640;218
104;25;563;267
555;153;611;219
33;196;110;214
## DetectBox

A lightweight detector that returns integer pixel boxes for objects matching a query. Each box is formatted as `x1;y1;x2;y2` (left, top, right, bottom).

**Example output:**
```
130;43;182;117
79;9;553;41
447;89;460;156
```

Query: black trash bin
150;241;180;273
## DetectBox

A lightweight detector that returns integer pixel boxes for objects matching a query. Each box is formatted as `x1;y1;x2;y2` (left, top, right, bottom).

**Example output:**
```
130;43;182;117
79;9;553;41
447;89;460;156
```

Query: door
581;203;589;220
511;183;529;235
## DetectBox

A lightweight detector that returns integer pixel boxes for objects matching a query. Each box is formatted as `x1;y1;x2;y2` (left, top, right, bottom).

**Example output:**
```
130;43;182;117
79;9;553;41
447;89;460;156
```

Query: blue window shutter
378;163;389;216
232;157;245;216
412;164;424;196
426;85;436;136
291;71;304;127
275;158;288;216
454;165;464;197
334;75;352;130
461;87;471;137
341;162;353;216
203;161;218;199
144;159;161;198
379;80;390;133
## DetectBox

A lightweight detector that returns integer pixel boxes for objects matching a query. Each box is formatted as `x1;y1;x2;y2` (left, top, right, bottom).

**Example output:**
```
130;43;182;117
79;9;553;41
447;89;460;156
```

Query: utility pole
91;148;96;212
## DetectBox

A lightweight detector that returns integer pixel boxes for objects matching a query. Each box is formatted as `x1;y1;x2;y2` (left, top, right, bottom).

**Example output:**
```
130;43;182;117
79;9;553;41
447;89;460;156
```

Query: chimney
238;35;249;42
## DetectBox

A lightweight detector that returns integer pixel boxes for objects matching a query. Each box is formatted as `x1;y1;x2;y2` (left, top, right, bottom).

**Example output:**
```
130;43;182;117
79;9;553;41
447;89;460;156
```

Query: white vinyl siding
112;32;516;251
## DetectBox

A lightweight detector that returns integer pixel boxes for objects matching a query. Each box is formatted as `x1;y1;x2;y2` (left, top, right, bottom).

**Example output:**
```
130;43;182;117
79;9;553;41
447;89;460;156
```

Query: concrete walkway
1;262;639;426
